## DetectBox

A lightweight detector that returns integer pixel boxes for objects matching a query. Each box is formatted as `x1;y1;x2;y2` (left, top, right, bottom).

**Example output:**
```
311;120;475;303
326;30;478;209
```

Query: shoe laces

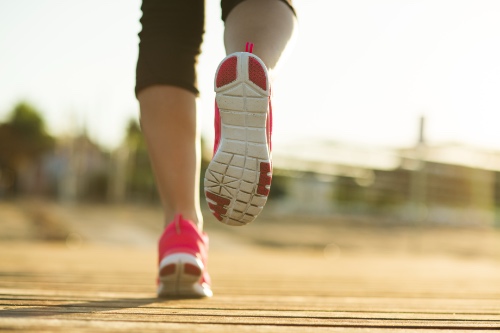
245;42;254;53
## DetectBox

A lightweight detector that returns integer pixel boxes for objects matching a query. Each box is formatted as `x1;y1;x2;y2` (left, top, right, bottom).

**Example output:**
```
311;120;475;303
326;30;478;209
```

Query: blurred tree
0;102;55;194
125;119;145;150
0;102;54;163
123;119;158;202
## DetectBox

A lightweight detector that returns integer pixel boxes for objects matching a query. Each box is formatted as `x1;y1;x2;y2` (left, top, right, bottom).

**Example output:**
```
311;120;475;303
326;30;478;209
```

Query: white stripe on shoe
157;253;213;298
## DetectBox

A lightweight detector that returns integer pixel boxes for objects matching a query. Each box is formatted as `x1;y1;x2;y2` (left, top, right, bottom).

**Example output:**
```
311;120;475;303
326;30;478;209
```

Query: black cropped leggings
135;0;295;97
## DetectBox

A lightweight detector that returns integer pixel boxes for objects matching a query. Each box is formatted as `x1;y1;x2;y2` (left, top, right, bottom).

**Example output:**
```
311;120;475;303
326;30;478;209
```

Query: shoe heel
157;253;204;297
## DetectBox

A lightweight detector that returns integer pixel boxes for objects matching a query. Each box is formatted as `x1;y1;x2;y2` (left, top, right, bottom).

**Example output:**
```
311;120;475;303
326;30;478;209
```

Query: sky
1;0;500;152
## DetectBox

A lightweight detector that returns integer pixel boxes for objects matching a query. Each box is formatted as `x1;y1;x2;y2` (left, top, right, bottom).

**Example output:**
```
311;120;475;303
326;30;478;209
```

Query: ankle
165;211;203;230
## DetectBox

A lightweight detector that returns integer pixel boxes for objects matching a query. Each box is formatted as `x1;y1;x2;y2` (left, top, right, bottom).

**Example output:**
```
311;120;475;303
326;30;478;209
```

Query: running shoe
157;214;212;298
204;43;272;226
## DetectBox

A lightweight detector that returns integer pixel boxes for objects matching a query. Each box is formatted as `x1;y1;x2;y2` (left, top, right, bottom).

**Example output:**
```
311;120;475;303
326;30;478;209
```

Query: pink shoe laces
245;42;254;53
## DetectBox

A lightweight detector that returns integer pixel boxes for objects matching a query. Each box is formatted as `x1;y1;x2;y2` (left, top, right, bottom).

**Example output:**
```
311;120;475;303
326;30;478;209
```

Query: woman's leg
137;1;209;298
224;0;297;73
136;0;204;229
138;86;202;229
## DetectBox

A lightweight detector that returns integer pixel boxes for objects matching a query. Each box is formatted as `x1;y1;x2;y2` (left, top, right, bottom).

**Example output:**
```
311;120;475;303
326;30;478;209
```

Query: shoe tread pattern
205;53;271;226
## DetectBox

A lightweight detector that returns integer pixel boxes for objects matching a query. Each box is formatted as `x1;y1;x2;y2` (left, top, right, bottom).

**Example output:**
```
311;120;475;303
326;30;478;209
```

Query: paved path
1;201;500;331
1;239;500;332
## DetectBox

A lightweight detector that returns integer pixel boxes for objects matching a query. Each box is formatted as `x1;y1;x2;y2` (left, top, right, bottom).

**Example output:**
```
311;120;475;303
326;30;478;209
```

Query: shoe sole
204;52;271;226
157;253;213;298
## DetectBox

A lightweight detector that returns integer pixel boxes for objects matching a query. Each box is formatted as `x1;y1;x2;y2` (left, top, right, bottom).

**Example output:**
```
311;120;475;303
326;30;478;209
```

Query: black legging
135;0;295;97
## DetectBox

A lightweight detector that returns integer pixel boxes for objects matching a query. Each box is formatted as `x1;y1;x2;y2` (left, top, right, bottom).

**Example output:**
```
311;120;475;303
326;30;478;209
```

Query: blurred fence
271;143;500;227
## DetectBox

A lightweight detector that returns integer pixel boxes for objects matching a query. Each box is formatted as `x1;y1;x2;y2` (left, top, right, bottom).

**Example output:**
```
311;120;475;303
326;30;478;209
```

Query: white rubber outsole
204;52;272;226
157;253;212;298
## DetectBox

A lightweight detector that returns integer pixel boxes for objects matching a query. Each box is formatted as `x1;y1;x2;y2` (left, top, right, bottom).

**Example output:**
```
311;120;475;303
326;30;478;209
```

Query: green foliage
9;102;48;136
0;101;54;167
125;118;146;150
123;119;158;202
268;174;288;200
334;177;361;203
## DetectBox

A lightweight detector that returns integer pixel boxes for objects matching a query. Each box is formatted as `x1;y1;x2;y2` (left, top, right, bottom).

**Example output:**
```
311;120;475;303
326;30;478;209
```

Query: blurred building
42;134;110;201
271;141;500;227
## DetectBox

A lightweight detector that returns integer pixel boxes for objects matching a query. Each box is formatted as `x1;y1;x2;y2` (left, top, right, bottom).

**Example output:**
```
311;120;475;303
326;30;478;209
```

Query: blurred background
1;0;500;258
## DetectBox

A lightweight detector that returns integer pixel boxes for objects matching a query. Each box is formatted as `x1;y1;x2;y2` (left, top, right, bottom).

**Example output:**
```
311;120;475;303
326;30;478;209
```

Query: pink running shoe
204;43;272;226
157;214;212;298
